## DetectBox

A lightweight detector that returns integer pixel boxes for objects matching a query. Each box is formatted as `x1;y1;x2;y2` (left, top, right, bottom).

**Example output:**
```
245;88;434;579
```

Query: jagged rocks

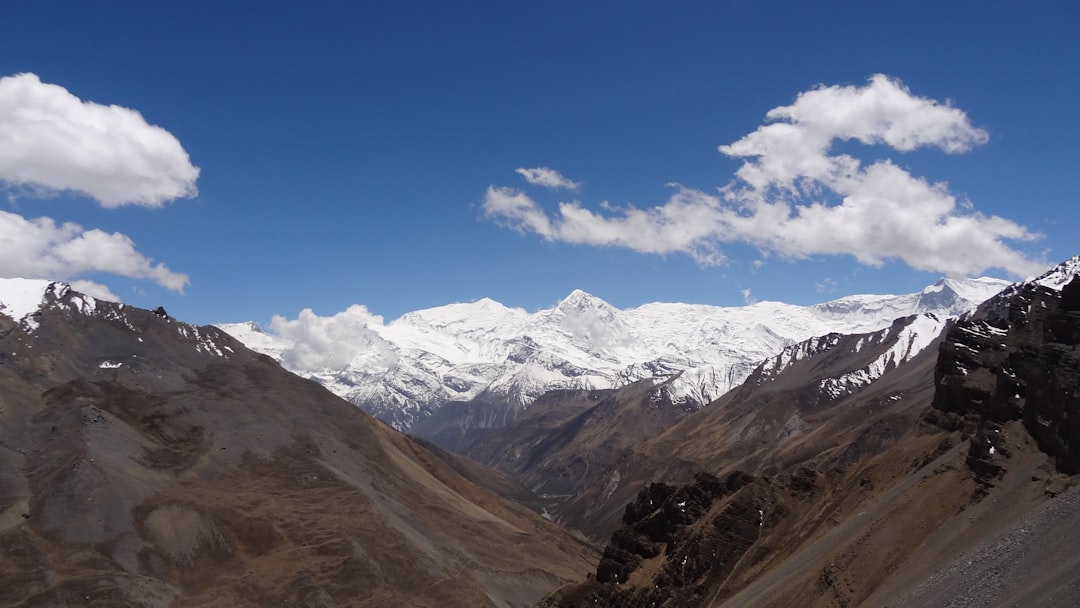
595;472;754;585
541;470;828;608
932;276;1080;478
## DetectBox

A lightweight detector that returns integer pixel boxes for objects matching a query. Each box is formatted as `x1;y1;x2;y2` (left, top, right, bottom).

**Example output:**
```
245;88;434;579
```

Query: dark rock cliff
932;276;1080;482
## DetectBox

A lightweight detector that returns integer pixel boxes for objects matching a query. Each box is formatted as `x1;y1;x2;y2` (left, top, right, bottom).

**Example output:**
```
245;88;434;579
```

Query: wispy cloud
0;211;189;292
484;75;1043;278
0;73;199;207
515;167;581;191
815;277;839;293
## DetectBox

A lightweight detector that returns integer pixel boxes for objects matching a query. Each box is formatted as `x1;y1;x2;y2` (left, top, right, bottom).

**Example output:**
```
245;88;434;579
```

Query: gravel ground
892;482;1080;608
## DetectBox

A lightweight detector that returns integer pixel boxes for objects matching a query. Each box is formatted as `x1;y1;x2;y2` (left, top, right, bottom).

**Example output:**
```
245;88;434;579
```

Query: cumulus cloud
515;167;581;191
483;75;1044;278
270;305;398;371
0;210;190;291
0;72;200;207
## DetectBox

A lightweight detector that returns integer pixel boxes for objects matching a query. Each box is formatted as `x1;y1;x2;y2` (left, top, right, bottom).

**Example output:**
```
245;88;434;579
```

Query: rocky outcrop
932;276;1080;483
540;469;829;608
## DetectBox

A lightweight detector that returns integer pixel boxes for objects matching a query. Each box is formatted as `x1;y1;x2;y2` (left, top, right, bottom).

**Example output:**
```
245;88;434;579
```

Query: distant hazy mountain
219;277;1009;432
0;279;595;607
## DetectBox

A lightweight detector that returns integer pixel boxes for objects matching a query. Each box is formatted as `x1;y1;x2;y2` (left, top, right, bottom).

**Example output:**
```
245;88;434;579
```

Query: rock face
0;281;596;607
932;275;1080;482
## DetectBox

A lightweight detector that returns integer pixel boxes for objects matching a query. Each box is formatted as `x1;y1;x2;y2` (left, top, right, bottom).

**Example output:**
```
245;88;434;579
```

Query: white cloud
484;75;1044;278
515;167;581;191
0;210;189;291
741;288;756;305
483;185;727;265
0;72;199;207
270;305;398;371
69;280;120;302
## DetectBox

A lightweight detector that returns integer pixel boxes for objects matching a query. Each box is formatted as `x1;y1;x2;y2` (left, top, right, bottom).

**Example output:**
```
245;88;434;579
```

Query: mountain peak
0;278;69;323
1030;254;1080;291
557;289;613;312
914;276;1009;317
0;278;50;319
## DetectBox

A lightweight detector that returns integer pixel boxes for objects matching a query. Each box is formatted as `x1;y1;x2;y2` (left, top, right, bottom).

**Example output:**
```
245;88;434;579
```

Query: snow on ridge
216;321;291;359
0;278;56;322
1029;254;1080;291
818;314;946;399
219;277;1010;430
939;277;1011;303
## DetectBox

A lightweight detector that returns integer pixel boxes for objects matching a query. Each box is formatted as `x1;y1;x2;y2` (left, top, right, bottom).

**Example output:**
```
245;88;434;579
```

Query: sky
1;1;1078;329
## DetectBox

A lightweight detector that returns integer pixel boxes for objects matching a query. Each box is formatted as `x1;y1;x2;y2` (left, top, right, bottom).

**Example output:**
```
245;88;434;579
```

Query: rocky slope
537;257;1080;607
219;278;1008;436
0;280;596;607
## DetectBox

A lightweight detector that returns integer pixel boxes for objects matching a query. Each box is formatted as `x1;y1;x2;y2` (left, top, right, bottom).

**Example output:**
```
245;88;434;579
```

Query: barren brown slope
0;285;596;608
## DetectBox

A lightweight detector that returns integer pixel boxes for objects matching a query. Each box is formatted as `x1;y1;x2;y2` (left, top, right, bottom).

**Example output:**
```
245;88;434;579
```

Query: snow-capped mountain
751;313;947;400
218;277;1010;431
0;278;239;360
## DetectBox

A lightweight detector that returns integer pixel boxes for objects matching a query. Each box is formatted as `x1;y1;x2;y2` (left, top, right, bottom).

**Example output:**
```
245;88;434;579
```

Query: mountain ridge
217;277;1009;433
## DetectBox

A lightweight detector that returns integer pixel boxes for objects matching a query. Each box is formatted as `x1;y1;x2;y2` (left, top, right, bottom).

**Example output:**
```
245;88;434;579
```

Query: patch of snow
0;278;53;322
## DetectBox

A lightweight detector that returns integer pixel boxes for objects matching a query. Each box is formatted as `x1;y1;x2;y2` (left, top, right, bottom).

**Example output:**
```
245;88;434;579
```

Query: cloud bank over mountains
270;305;398;371
0;212;189;295
0;73;197;295
483;74;1043;278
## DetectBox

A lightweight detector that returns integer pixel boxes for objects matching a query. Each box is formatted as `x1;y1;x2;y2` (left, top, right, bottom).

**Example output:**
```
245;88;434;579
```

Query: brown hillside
0;285;596;607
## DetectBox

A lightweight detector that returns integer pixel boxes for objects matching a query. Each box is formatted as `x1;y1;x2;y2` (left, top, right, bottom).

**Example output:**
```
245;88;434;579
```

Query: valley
1;256;1077;606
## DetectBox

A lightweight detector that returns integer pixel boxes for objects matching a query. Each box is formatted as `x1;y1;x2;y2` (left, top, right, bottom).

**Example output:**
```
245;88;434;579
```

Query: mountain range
219;277;1009;439
3;256;1079;607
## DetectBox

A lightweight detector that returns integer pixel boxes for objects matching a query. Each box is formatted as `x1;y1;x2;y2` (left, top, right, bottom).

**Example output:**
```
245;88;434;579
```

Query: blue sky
1;1;1077;326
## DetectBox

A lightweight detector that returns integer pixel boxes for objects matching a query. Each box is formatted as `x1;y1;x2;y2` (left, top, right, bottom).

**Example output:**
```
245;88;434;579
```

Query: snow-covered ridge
0;277;235;359
1028;254;1080;291
818;314;946;399
750;313;948;401
0;278;59;327
218;276;1010;430
973;255;1080;323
